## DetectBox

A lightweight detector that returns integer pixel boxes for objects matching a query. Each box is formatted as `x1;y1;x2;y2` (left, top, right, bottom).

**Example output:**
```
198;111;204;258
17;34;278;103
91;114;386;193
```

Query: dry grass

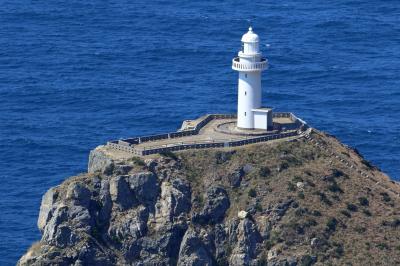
178;130;400;265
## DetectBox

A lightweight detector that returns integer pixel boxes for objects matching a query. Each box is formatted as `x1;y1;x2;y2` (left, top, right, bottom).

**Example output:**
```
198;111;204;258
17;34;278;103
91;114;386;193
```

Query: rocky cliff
19;130;400;265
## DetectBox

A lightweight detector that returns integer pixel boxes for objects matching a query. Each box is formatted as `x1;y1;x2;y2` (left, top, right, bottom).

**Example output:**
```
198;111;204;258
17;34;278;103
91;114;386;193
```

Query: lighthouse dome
241;27;259;43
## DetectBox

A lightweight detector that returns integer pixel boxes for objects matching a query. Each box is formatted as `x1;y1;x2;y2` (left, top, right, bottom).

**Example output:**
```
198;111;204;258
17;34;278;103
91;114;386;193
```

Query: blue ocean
0;0;399;264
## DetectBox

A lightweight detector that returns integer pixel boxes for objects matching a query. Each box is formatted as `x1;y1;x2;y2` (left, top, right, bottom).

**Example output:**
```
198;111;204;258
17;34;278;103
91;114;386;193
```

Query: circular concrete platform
214;121;279;136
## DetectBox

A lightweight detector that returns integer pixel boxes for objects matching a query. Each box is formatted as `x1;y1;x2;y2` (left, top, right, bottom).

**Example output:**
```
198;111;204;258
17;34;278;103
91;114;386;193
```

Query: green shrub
358;197;369;206
269;229;282;244
259;166;271;178
92;227;100;239
279;162;289;171
312;210;322;217
328;182;343;193
130;156;145;166
293;176;303;183
111;235;121;244
287;182;296;192
257;253;268;266
362;209;372;216
326;217;338;232
380;192;391;202
255;202;263;212
195;194;204;208
354;226;366;233
215;151;233;164
300;255;314;266
331;194;341;201
315;192;332;206
382;218;400;228
160;150;178;160
332;169;344;177
346;203;358;212
295;208;306;217
376;243;389;250
333;243;344;258
248;188;257;198
298;191;305;199
307;180;316;187
305;218;318;227
340;210;351;218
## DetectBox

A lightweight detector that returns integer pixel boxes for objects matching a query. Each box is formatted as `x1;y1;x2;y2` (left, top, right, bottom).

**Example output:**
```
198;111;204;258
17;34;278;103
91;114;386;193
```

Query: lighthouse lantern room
232;27;272;130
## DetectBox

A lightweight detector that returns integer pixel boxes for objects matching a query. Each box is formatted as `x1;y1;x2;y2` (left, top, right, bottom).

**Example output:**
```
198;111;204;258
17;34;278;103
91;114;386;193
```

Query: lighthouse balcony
232;57;268;72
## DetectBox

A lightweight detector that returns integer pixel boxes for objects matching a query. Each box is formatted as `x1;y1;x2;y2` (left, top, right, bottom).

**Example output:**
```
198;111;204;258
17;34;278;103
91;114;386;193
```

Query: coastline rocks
42;206;81;248
38;186;59;233
21;130;387;265
230;219;262;266
108;206;149;242
229;168;244;188
88;147;114;175
155;178;191;224
98;180;112;224
193;186;230;224
66;182;91;207
178;228;214;266
128;172;158;203
110;176;135;210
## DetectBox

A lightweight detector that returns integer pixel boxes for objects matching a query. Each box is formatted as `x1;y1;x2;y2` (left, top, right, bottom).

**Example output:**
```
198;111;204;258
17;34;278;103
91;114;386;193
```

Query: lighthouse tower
232;27;271;130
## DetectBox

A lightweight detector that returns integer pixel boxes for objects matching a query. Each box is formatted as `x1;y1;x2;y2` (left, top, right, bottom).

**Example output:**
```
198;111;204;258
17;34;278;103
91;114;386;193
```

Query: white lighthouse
232;27;272;130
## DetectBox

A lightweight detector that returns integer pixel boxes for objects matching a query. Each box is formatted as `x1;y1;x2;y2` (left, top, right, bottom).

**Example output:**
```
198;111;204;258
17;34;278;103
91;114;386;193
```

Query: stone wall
106;113;307;156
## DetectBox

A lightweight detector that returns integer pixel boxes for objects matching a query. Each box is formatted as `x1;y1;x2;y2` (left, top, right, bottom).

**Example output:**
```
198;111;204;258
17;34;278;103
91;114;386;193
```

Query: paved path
134;118;296;150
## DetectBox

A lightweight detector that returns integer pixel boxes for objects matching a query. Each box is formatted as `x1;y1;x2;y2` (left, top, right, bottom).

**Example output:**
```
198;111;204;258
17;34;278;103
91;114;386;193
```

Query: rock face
19;130;400;265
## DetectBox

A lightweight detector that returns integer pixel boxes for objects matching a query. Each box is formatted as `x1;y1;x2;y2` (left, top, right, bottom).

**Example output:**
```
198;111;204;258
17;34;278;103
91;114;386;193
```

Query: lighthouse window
244;112;246;116
245;74;247;78
245;91;247;95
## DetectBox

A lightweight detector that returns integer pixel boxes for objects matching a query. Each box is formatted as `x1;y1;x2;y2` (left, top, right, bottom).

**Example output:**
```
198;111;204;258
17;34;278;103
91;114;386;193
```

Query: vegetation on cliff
19;130;400;265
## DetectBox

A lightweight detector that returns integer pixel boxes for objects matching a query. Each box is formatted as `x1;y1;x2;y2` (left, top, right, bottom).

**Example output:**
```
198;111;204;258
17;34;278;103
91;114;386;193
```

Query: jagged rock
230;219;262;266
98;180;112;224
66;182;91;207
177;228;213;265
108;206;148;242
128;172;159;203
296;182;305;190
140;223;187;262
194;186;230;224
214;224;229;260
42;206;80;248
155;178;191;224
88;147;114;175
288;257;298;266
229;168;244;188
269;200;293;223
114;164;133;175
38;186;59;233
144;158;157;171
243;164;254;174
110;176;135;210
68;205;92;230
20;130;400;265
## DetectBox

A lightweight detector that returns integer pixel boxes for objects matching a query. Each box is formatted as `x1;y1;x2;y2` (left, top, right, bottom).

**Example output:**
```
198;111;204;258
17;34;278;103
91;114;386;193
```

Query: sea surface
0;0;399;264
